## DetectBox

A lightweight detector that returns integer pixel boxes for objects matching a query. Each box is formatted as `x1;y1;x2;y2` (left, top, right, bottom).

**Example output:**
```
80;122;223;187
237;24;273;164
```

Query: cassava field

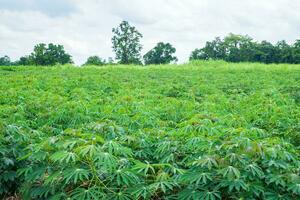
1;61;300;200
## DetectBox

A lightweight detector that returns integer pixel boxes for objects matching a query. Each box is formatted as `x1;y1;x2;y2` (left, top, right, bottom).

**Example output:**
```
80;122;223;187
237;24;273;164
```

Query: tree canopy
190;33;300;64
3;27;300;66
84;56;106;66
0;55;11;66
16;56;32;66
112;21;143;64
29;43;73;66
143;42;178;65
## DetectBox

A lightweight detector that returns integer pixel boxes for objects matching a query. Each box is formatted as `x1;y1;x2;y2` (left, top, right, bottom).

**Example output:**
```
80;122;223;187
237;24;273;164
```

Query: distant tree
107;57;114;64
223;34;255;62
292;40;300;64
255;41;277;64
190;48;205;60
15;56;33;65
143;42;178;64
112;21;143;64
189;34;300;64
84;56;106;66
190;37;225;60
0;55;11;66
276;40;293;63
30;43;73;66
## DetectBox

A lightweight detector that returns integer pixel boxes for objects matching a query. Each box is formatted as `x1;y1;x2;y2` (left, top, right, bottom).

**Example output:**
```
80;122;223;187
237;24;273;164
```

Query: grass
0;61;300;199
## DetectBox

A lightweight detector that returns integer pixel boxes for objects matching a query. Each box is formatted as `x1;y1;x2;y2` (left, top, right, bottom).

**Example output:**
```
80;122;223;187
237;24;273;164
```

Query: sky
1;0;300;65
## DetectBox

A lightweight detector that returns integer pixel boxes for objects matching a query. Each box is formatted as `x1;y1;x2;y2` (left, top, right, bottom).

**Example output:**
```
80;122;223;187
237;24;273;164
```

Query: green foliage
0;55;12;66
84;56;106;66
190;33;300;64
0;62;300;199
22;43;73;66
112;21;143;64
143;42;178;65
15;56;33;66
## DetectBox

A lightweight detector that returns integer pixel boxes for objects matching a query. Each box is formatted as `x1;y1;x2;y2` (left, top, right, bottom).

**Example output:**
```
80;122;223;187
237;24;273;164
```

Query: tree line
190;34;300;64
1;21;300;66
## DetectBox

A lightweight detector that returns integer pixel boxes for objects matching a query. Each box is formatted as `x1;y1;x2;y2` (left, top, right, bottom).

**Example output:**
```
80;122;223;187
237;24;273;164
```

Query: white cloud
0;0;300;64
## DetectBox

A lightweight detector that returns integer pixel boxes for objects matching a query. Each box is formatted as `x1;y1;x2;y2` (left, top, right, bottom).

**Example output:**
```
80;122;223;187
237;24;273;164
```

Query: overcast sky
1;0;300;65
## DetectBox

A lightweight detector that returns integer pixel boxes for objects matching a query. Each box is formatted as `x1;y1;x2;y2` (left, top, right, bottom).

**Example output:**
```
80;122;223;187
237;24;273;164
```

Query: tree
190;48;205;61
16;56;33;65
84;56;106;66
255;41;277;64
30;43;73;66
0;55;11;66
107;57;115;64
190;37;226;61
275;40;293;63
143;42;178;64
292;40;300;64
223;34;254;62
189;34;299;64
112;21;143;64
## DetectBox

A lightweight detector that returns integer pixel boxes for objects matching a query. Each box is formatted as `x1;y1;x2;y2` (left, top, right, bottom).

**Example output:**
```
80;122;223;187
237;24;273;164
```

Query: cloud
0;0;77;17
0;0;300;64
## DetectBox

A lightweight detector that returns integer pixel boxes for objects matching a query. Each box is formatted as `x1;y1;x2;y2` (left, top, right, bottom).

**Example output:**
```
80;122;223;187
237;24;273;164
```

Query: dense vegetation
0;43;73;66
84;56;107;66
144;42;178;65
190;34;300;64
1;61;299;199
2;21;300;66
112;21;143;65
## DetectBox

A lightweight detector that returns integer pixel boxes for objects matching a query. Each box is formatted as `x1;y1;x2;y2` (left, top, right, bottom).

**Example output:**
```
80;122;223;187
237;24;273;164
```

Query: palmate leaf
19;166;46;181
220;166;240;179
71;186;105;200
102;140;132;156
78;144;101;157
160;153;175;163
17;167;33;178
44;171;62;185
179;171;212;185
80;133;105;144
266;160;288;169
50;151;77;163
132;186;153;200
279;150;295;162
49;193;68;200
63;168;90;184
265;192;291;200
288;183;300;195
224;153;245;164
245;163;264;178
110;191;132;200
63;139;80;149
201;190;221;200
193;155;218;170
155;141;172;155
266;174;286;187
178;188;203;200
29;150;48;161
219;178;248;192
149;180;176;194
133;161;155;176
165;165;185;175
3;157;14;166
183;125;194;133
1;170;16;182
115;169;139;186
30;185;55;199
94;151;118;171
248;183;265;197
